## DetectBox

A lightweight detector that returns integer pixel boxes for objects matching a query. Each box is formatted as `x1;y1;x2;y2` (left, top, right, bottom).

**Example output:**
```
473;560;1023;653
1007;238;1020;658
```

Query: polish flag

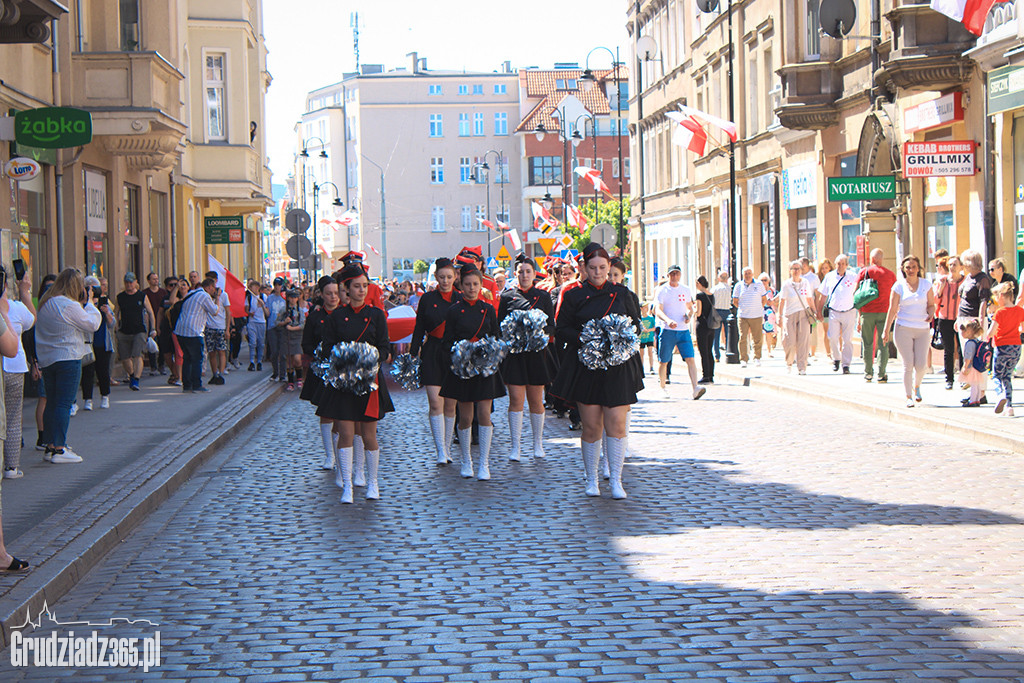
531;201;559;229
335;210;358;229
206;254;247;318
506;227;523;251
930;0;1004;34
679;104;738;143
666;111;710;155
477;218;495;231
574;166;613;198
496;219;510;233
319;244;332;262
386;305;417;344
567;204;589;230
366;244;381;256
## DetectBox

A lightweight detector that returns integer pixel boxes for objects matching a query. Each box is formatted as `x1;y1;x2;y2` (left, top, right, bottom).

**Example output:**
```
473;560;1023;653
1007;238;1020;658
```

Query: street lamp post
361;155;387;279
300;137;329;279
532;108;572;224
580;47;625;253
311;179;343;279
571;113;598;211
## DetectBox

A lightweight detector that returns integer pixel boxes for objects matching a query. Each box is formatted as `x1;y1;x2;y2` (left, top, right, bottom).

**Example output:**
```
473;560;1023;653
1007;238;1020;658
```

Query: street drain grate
194;468;246;477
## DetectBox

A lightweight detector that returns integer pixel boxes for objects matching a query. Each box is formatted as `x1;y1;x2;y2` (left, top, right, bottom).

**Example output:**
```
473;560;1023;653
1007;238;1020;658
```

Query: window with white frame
459;157;472;183
347;161;357;188
461;206;472;231
497;204;509;223
624;158;631;178
612;157;620;178
494;84;507;94
496;158;509;184
806;0;821;59
432;206;446;232
459;113;470;136
458;85;468;95
494;112;508;135
473;84;483;95
205;53;227;141
475;205;486;230
473;113;484;136
430;157;444;183
429;114;443;137
429;84;442;95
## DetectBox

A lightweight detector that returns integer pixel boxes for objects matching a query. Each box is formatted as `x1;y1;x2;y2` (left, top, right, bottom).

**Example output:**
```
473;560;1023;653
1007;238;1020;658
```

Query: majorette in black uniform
315;302;395;422
439;296;507;403
410;287;461;386
550;276;643;408
498;284;556;386
300;303;332;405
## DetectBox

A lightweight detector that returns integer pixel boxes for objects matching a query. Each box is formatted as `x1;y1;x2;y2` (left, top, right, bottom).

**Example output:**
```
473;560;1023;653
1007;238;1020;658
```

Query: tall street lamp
532;107;572;224
361;155;388;279
571;113;599;211
469;162;492;261
311;179;343;278
300;137;330;278
580;47;626;253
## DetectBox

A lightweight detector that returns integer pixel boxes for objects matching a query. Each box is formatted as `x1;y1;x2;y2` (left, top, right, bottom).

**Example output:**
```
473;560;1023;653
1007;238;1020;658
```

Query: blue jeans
41;359;82;449
713;309;730;360
179;335;204;391
247;322;266;365
992;344;1021;407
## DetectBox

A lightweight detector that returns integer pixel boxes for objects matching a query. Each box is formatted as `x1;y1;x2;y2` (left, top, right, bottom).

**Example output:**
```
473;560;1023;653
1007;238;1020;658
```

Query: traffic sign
486;257;499;269
285;235;313;260
538;238;556;254
204;216;244;244
496;245;511;260
827;176;896;201
284;208;311;234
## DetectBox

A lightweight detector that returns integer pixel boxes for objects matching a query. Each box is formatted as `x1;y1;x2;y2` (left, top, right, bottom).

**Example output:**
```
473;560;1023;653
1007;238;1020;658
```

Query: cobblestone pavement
4;379;1024;682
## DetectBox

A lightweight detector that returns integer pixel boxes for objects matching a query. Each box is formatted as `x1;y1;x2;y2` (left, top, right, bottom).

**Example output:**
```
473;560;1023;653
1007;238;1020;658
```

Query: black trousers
81;346;112;400
696;325;715;381
229;318;247;361
938;318;961;384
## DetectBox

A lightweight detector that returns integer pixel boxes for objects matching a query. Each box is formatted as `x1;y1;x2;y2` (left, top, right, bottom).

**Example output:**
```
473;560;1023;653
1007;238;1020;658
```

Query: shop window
124;184;141;275
796;207;817;261
17;173;49;292
839;154;863;267
149;190;168;275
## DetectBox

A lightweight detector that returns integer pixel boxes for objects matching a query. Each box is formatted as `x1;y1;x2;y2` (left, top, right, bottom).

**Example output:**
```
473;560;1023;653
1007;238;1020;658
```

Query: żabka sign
902;141;976;178
14;107;93;149
4;157;41;181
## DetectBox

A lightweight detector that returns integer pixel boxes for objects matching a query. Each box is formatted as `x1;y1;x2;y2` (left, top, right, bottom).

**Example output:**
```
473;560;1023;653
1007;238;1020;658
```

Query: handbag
930;319;943;350
709;305;722;330
853;278;879;309
788;281;817;325
81;341;95;367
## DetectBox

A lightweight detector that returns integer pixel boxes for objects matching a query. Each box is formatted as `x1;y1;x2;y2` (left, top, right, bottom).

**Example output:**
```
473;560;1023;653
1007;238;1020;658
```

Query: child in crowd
640;303;656;374
986;282;1024;416
959;319;987;408
280;289;306;391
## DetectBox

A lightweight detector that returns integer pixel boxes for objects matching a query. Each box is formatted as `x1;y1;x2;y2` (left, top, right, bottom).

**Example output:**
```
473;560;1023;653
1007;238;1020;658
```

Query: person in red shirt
855;248;898;383
986;282;1024;416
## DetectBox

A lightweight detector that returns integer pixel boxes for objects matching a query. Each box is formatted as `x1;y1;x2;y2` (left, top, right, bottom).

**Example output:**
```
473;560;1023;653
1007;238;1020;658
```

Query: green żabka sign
204;216;245;244
14;107;92;149
827;176;896;202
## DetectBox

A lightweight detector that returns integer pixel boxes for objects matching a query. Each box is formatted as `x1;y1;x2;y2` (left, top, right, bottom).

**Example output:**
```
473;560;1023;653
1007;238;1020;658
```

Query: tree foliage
561;199;631;254
413;259;429;275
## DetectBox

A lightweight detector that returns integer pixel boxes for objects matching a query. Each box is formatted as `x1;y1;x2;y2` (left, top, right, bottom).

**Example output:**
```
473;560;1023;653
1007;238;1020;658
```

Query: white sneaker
69;403;78;417
50;448;83;463
83;399;93;411
1007;407;1015;417
3;468;23;479
740;361;747;368
100;396;109;409
755;359;762;367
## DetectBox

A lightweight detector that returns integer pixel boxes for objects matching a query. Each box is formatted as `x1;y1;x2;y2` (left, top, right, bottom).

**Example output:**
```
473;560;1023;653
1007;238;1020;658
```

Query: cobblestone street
4;381;1024;682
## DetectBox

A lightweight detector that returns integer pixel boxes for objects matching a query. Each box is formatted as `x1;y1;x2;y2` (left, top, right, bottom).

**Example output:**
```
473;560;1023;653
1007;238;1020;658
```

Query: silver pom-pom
450;336;508;379
500;309;550;353
578;314;640;370
389;353;421;390
311;342;331;379
324;341;380;395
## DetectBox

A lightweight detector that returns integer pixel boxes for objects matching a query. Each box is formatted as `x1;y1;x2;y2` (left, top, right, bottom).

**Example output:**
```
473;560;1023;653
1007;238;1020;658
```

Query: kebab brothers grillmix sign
901;141;976;178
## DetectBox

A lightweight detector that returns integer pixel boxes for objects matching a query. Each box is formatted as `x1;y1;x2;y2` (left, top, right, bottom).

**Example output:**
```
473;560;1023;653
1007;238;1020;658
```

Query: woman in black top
410;258;460;465
301;276;341;470
498;255;555;462
552;244;642;500
316;265;394;503
440;266;506;480
694;275;715;384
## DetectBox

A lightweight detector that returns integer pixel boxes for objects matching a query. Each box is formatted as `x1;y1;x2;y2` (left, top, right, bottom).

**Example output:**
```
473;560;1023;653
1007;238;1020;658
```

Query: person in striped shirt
173;278;219;393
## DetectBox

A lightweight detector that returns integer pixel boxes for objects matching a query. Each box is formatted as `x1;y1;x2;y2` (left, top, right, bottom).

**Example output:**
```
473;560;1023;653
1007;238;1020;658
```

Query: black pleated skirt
419;337;449;387
550;348;642;407
440;368;506;402
299;369;324;404
315;371;395;422
500;346;556;386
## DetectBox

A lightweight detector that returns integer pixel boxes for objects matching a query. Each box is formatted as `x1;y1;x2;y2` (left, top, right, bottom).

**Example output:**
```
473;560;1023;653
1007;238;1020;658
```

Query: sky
263;0;633;183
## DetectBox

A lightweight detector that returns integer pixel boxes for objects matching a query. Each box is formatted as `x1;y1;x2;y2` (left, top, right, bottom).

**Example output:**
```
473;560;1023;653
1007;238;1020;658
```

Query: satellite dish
636;35;659;61
284;208;311;234
695;0;719;12
285;235;313;260
819;0;856;38
590;222;617;248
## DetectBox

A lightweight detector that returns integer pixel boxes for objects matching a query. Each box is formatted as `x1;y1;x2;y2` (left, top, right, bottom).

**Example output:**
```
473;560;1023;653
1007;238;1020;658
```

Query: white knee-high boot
582;440;600;497
336;446;354;503
477;425;493;480
530;412;545;458
444;416;456;463
353;435;366;487
601;432;610;479
365;449;380;499
607;436;627;500
319;424;335;470
429;414;447;465
457;427;473;477
508;411;523;461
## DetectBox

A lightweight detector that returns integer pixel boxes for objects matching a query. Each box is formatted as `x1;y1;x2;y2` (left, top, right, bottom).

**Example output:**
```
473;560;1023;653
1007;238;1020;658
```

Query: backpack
167;290;196;330
971;340;992;373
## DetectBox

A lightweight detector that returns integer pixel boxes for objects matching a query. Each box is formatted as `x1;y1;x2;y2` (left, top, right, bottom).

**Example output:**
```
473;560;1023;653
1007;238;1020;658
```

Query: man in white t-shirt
653;265;706;400
731;267;768;367
818;254;858;373
204;269;232;386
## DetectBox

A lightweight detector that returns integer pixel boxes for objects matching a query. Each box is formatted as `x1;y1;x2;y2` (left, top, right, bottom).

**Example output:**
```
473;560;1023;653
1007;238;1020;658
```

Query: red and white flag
930;0;1003;35
531;201;559;231
567;204;589;230
206;254;247;318
574;166;613;198
506;227;523;251
666;111;710;155
678;104;738;143
366;243;381;256
334;209;358;229
477;218;495;231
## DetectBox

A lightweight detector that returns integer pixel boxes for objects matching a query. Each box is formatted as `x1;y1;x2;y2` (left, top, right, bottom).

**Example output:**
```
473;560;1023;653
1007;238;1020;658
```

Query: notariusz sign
14;107;93;149
827;176;897;201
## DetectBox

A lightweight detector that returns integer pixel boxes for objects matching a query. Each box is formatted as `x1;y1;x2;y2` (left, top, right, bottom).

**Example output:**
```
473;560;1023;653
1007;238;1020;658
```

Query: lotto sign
3;157;41;181
902;141;976;178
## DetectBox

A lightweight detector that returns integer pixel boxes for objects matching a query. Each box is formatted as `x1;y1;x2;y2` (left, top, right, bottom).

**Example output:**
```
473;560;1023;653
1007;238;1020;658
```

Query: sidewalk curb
716;365;1024;456
0;381;283;648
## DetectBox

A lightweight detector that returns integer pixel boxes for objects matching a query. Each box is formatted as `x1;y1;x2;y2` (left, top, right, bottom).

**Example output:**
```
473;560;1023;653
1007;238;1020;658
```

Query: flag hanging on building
678;104;738;142
666;111;710;155
930;0;1003;35
206;254;247;318
573;166;614;199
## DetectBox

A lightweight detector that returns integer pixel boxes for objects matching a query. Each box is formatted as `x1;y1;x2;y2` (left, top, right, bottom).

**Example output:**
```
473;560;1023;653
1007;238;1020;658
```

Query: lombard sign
902;141;977;178
14;107;93;149
4;157;41;182
989;64;1024;116
903;93;964;134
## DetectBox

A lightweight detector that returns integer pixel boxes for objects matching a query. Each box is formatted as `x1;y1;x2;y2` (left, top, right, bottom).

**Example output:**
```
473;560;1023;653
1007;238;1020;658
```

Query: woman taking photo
440;264;506;480
301;276;341;470
35;269;101;463
884;255;935;407
776;261;816;375
552;243;642;499
316;264;393;503
78;275;114;411
410;258;460;466
498;254;555;463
